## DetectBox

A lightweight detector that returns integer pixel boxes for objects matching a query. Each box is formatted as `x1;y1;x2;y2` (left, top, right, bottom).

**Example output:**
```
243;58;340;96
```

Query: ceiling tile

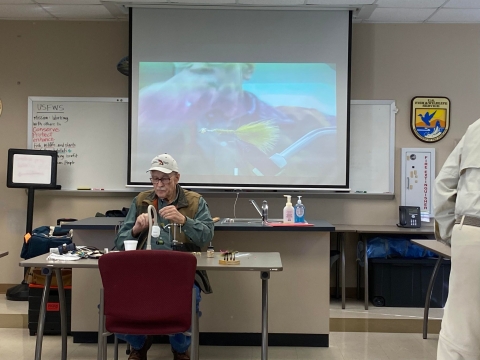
41;4;114;19
428;8;480;22
376;0;445;8
443;0;480;9
122;0;169;4
366;7;436;22
174;0;236;3
306;0;374;4
0;0;33;3
0;4;52;18
37;0;102;4
237;0;305;5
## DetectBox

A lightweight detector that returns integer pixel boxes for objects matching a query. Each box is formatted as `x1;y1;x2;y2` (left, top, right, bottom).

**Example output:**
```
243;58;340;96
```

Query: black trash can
369;258;451;307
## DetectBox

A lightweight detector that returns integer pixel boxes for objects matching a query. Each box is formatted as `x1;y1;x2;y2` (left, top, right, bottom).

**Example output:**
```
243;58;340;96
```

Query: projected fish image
135;62;338;182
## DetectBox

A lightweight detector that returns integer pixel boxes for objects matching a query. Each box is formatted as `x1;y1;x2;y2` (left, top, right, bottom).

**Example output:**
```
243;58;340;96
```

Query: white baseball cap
147;154;179;174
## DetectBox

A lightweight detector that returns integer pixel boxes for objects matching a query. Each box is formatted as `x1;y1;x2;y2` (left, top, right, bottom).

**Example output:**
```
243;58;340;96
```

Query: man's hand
159;205;186;225
132;213;150;237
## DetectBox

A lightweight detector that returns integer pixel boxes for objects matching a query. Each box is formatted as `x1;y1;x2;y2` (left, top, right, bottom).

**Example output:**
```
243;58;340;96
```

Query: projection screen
130;8;351;190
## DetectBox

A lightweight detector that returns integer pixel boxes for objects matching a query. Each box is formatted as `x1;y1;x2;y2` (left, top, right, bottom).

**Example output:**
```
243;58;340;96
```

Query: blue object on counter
294;196;305;223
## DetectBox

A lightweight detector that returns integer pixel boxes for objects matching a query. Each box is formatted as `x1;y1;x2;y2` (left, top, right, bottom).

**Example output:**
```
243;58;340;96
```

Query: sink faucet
249;199;268;224
261;200;268;224
249;199;263;217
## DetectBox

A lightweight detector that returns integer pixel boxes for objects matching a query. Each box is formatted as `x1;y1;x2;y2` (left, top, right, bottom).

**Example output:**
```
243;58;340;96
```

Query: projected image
136;62;337;184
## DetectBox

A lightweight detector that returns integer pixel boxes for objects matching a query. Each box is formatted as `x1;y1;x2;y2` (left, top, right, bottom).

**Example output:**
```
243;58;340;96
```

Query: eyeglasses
150;176;171;185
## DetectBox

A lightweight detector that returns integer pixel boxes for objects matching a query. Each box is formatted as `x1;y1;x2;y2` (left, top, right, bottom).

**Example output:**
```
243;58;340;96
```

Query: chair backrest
98;250;197;335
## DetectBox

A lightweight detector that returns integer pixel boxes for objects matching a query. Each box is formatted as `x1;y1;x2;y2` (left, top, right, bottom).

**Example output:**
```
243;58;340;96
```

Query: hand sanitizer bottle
283;195;294;223
294;196;305;223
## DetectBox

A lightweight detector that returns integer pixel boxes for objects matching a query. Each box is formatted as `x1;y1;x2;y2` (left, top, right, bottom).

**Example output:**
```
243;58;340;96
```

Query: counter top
214;219;335;231
62;217;335;231
63;218;434;234
62;217;125;230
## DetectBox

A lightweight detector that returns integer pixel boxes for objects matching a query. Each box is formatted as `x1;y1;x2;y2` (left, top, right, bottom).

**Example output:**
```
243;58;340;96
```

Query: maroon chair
98;250;197;359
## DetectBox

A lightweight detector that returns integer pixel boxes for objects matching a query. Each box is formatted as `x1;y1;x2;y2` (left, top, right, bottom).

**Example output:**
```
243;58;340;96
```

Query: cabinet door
401;149;435;216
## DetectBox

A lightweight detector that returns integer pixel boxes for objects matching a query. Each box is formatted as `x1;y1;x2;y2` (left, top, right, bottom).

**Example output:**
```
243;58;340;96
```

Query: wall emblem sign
411;96;450;143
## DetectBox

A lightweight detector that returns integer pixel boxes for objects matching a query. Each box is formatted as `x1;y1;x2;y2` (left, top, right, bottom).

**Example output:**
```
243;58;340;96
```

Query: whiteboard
27;97;395;193
28;97;128;191
349;100;396;193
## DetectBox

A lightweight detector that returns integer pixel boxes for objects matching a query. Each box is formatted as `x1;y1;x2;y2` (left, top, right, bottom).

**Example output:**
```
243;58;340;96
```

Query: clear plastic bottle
294;196;305;223
283;195;294;223
207;242;215;258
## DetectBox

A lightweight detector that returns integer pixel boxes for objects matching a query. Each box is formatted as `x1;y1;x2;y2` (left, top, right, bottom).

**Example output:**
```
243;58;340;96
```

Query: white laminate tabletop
331;225;358;232
196;252;283;272
20;251;283;272
411;239;451;258
355;225;435;234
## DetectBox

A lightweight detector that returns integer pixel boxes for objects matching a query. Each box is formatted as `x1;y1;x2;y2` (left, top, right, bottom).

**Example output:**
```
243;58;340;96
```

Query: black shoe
172;348;190;360
128;336;153;360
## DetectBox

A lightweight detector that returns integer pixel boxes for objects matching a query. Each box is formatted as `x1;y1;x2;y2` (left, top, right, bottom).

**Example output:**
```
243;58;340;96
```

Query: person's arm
434;137;464;245
182;197;214;248
114;198;139;250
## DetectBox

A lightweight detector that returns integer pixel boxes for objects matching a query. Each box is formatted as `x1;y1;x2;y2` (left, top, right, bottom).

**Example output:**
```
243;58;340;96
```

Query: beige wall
1;21;479;285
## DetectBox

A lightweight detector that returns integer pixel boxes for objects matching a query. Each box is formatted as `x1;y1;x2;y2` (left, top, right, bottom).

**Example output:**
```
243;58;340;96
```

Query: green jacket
114;185;214;293
135;187;203;249
115;185;214;251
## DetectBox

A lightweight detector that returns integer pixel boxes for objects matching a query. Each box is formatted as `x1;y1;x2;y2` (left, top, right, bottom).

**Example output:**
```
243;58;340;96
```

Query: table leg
363;235;369;310
114;336;118;360
261;271;270;360
356;261;360;300
341;233;346;309
54;269;67;360
423;256;444;339
335;234;340;299
97;288;105;360
190;289;199;360
35;267;52;360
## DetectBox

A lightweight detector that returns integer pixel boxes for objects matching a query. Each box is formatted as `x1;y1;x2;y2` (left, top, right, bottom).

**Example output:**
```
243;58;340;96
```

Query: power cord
233;191;240;219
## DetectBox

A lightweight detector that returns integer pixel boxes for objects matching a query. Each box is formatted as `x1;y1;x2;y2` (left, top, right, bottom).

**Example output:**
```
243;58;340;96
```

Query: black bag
20;226;73;260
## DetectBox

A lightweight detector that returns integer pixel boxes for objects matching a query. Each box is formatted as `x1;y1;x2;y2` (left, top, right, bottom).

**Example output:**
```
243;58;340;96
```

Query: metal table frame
411;239;451;339
20;252;283;360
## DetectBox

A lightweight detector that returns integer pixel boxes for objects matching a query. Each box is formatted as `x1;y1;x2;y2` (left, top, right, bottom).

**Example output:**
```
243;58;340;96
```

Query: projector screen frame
127;7;353;192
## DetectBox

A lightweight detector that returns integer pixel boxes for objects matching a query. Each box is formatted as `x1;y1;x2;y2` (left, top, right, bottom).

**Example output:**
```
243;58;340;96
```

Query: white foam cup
124;240;138;251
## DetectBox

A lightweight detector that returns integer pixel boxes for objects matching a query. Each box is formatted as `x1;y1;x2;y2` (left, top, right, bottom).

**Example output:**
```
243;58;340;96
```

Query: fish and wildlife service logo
411;97;450;143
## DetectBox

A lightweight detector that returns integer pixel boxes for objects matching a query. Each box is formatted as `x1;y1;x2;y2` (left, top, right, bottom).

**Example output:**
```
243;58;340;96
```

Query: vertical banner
401;148;436;217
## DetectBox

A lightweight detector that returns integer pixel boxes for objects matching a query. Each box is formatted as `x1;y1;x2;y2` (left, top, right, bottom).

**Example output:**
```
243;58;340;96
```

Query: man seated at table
114;153;214;360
